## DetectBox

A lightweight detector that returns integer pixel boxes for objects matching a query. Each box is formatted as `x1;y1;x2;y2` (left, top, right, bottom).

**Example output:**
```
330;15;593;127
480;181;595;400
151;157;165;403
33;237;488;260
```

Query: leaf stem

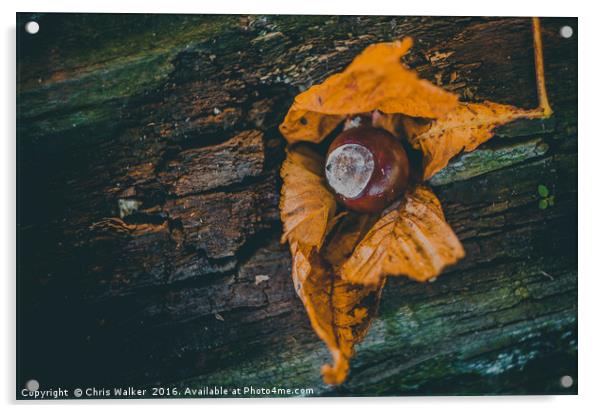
532;17;553;117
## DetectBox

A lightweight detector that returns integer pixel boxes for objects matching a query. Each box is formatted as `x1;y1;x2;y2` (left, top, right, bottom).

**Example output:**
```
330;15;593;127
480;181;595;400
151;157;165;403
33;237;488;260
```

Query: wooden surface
17;14;577;396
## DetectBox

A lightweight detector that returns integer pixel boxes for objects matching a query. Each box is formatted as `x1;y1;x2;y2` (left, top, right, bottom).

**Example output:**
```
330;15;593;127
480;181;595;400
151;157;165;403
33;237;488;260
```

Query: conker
325;125;410;213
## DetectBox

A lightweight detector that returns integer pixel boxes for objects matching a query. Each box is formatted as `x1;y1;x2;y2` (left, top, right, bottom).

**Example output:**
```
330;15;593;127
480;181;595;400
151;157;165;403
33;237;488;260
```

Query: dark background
17;13;577;397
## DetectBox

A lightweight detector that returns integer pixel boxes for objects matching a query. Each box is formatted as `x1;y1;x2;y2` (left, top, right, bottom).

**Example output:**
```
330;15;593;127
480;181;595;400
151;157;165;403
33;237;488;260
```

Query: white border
2;1;598;412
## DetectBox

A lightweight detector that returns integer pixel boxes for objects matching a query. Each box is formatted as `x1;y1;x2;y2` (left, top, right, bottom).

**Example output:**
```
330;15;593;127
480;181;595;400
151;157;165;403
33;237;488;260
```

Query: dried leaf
279;110;346;146
279;19;553;385
279;38;458;144
324;213;377;271
405;100;547;180
290;213;384;385
341;185;465;285
280;146;338;249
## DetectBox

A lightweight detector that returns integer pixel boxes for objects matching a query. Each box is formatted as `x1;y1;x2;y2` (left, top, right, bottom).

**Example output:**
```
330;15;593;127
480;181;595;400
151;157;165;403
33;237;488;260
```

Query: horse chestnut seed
325;125;410;213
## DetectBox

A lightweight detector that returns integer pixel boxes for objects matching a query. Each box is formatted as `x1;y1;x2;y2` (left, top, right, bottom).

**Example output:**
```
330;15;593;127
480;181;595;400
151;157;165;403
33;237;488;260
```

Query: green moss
430;138;549;186
18;105;119;140
18;14;237;89
17;14;238;140
19;53;174;120
514;286;530;299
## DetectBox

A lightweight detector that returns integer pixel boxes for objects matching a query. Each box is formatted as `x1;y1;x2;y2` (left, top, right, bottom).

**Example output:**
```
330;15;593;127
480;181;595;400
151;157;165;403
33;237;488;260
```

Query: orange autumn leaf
290;213;384;385
280;146;338;249
324;213;377;271
279;110;346;147
340;185;464;285
401;17;553;180
405;101;547;180
279;38;458;144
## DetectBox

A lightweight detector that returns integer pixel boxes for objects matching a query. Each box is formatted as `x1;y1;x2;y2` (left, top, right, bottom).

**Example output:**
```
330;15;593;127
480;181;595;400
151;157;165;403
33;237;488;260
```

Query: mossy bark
17;14;577;396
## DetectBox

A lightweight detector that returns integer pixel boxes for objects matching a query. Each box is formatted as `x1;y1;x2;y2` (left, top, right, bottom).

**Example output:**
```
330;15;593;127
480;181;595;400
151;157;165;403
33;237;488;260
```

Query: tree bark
17;14;577;396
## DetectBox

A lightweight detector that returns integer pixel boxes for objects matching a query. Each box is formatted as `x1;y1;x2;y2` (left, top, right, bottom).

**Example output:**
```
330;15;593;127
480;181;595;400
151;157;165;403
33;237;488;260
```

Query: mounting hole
25;379;40;391
559;26;573;39
560;375;573;388
25;21;40;35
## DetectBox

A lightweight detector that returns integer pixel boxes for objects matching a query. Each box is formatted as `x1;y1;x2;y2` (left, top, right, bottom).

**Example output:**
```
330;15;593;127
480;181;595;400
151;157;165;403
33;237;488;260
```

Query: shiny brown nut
325;125;410;213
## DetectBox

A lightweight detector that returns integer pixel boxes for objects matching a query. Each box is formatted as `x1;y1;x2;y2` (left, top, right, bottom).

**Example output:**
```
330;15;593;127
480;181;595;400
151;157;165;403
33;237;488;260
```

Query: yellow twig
532;17;553;117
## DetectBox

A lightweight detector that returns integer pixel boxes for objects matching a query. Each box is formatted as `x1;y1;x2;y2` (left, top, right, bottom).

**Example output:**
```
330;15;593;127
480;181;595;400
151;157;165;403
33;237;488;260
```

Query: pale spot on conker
325;143;375;199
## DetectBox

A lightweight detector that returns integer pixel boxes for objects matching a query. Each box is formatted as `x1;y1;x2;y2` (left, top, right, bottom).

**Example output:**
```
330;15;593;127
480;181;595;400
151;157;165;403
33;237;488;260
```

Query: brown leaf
324;213;377;271
279;38;458;144
405;101;546;180
290;213;384;385
278;110;346;146
340;185;464;285
280;19;553;385
279;146;338;249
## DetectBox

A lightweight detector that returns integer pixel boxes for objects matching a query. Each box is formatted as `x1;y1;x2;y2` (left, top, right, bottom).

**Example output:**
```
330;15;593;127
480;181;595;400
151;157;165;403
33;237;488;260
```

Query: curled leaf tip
321;352;349;386
288;216;386;386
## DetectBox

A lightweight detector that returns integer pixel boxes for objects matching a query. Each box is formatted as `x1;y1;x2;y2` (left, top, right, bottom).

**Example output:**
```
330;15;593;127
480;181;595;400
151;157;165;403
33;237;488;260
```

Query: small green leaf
538;184;549;198
548;196;555;206
539;199;549;210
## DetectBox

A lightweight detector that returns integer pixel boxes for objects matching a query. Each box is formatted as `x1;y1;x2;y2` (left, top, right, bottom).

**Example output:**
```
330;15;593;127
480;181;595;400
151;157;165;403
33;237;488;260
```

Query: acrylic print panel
16;13;577;399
